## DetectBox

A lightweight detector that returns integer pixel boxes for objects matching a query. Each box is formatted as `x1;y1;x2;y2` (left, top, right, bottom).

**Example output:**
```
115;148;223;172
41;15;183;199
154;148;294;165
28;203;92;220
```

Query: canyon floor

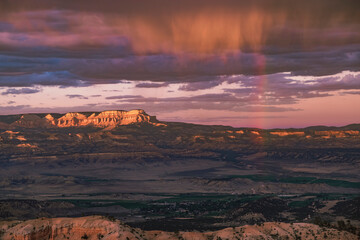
0;111;359;238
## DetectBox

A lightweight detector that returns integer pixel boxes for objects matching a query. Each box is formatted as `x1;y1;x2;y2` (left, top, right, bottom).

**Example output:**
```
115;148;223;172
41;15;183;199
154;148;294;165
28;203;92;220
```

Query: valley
0;110;359;236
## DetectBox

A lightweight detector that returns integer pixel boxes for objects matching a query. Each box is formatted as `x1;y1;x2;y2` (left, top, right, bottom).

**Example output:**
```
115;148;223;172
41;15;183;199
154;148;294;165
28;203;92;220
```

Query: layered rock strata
0;216;357;240
10;110;159;128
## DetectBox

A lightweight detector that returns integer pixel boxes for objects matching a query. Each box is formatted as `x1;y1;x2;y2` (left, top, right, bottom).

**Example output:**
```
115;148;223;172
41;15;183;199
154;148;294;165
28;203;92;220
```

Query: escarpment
0;110;359;140
11;114;53;128
7;110;160;128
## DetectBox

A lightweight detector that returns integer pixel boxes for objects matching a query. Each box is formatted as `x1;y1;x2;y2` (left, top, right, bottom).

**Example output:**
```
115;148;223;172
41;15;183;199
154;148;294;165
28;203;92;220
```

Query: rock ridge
0;216;357;240
8;109;162;128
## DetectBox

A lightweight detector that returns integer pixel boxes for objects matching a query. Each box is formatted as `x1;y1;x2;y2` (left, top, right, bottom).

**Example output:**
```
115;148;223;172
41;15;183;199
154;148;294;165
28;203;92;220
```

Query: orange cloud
113;8;287;54
2;2;358;55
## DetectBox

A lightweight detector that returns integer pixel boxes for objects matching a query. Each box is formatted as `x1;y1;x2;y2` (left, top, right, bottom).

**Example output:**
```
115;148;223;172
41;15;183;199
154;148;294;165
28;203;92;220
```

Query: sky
0;0;359;128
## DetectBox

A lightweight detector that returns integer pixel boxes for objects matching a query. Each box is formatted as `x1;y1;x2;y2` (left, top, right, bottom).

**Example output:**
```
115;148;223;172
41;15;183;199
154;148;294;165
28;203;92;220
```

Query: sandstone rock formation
270;131;305;137
314;130;360;138
268;130;359;138
8;110;160;128
0;216;357;240
11;114;53;128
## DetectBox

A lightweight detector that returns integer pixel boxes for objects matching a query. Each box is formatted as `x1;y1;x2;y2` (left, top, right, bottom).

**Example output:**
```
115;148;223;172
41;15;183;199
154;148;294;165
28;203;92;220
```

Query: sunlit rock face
270;131;305;137
85;110;152;127
9;110;158;128
314;130;360;138
0;216;357;240
56;112;88;127
56;110;155;127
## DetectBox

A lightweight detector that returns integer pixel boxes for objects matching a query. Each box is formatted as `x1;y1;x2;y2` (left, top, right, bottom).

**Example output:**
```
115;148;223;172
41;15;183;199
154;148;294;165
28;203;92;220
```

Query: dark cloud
135;82;168;88
1;87;41;95
66;94;88;99
109;93;239;103
0;46;359;89
111;102;300;114
103;93;300;113
0;69;85;87
0;0;358;124
1;0;359;14
224;72;360;103
95;72;360;114
105;95;143;100
179;80;223;91
0;105;31;113
0;0;358;89
340;91;360;95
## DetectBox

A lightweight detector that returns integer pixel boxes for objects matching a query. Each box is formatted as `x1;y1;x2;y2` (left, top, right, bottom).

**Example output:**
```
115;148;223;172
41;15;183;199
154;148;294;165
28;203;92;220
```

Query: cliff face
314;130;360;138
268;130;360;139
9;110;159;128
0;216;357;240
270;131;305;137
11;115;53;128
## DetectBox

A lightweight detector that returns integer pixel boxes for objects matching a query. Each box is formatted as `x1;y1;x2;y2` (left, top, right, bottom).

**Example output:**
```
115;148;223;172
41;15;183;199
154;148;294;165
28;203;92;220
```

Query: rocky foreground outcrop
0;216;357;240
5;110;162;128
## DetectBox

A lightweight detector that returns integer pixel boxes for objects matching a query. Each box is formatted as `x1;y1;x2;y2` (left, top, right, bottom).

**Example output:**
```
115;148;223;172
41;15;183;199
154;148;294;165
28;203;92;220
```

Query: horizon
0;0;359;128
0;108;359;129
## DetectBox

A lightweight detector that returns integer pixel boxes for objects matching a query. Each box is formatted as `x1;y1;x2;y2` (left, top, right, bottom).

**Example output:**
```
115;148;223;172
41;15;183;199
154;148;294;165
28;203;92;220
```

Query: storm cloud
0;0;359;87
0;0;359;127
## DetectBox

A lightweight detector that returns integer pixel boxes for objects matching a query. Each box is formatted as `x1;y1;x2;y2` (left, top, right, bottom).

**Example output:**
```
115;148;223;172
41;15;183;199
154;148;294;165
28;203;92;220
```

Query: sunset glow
0;0;359;127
